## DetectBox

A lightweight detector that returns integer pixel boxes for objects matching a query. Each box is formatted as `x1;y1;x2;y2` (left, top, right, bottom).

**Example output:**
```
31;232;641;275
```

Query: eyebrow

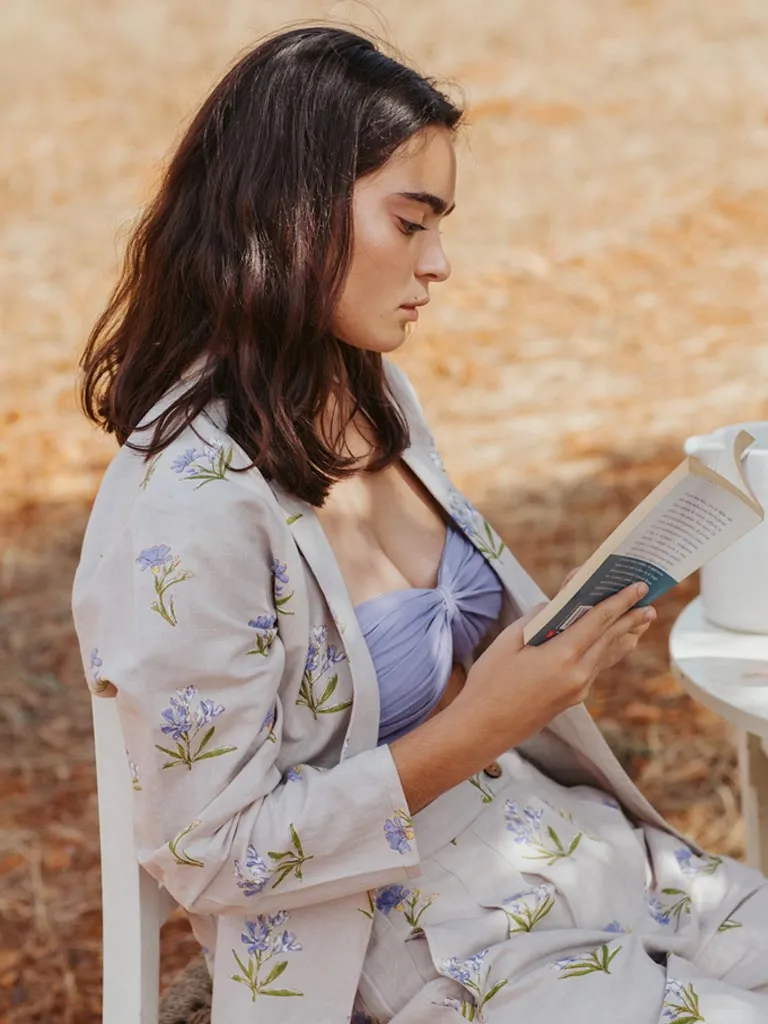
395;191;456;217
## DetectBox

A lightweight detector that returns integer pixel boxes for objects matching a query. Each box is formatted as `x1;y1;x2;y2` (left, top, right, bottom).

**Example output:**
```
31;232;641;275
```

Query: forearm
389;699;508;815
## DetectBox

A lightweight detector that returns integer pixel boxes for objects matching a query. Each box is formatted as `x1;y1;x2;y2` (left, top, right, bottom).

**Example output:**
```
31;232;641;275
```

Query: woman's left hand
560;565;653;668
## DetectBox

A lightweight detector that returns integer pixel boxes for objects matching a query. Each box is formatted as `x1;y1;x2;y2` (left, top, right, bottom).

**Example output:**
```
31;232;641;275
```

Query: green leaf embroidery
480;519;505;560
504;892;555;934
296;671;353;719
662;980;705;1022
358;890;376;919
139;455;161;490
179;444;234;488
557;943;622;979
661;888;693;928
468;775;495;803
262;961;288;986
142;552;192;626
168;820;204;867
267;824;313;889
194;726;215;757
398;888;440;931
230;915;304;1003
524;825;584;866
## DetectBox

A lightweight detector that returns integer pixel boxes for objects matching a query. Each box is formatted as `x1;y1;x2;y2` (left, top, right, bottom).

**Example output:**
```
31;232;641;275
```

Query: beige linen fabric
72;361;768;1023
357;750;768;1022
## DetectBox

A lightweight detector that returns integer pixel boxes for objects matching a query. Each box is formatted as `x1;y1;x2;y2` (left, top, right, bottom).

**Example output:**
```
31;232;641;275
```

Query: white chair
91;695;178;1023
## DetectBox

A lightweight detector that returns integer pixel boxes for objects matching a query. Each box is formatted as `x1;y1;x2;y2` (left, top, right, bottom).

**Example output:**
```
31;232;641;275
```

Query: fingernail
636;582;649;597
644;608;656;621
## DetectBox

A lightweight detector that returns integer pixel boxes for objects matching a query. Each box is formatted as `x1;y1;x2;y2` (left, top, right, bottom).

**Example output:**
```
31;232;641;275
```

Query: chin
338;325;410;355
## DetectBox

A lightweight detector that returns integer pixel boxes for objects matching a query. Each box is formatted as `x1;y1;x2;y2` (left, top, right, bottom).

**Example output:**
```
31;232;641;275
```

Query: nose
416;233;451;285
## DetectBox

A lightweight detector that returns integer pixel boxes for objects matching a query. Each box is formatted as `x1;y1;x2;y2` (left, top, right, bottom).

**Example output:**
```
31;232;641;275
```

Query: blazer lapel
266;481;382;759
400;445;547;618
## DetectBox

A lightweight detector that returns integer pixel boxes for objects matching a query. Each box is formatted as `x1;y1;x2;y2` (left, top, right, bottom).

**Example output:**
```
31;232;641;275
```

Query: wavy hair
79;26;462;505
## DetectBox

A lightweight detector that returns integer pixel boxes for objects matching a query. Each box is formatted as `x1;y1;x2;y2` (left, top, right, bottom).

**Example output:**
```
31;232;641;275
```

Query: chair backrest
91;695;177;1023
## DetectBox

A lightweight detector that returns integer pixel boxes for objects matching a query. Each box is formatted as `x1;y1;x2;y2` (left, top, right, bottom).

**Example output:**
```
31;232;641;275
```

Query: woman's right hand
452;581;655;755
389;581;655;816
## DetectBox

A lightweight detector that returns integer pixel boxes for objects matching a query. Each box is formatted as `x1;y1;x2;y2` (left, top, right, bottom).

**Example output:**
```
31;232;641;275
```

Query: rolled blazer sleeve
74;453;421;917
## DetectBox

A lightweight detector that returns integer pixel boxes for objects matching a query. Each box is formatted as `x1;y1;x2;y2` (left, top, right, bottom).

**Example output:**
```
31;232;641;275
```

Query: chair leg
738;729;768;876
93;696;170;1022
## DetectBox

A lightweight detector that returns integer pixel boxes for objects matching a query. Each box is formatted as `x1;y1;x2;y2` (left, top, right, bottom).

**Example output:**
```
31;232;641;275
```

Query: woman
73;26;768;1024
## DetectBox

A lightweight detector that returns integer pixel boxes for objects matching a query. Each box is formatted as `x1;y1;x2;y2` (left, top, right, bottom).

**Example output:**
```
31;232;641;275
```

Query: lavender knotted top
354;524;503;746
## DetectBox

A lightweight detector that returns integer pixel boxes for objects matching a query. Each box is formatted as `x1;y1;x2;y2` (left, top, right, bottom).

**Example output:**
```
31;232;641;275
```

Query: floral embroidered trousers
355;750;768;1023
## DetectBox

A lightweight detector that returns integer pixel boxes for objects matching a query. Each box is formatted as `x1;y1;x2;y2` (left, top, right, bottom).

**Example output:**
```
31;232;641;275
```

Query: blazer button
482;761;502;779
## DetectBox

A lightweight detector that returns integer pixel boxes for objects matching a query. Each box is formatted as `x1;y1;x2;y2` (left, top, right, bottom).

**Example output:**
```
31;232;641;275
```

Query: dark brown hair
79;26;462;505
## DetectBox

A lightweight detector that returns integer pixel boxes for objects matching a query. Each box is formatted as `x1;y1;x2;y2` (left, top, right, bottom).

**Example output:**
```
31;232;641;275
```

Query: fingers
561;567;581;590
561;582;650;658
584;604;655;675
512;602;550;635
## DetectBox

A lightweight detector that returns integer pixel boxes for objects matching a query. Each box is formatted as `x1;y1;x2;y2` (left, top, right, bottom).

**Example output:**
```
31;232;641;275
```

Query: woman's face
332;125;456;353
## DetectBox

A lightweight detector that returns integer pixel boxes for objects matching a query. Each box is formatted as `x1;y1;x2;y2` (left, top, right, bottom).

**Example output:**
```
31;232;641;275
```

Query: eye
398;217;426;236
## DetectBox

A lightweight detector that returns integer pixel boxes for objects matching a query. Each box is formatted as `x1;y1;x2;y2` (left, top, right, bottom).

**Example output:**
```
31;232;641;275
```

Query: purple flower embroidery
136;544;173;571
247;614;278;657
88;648;110;694
304;625;328;675
297;624;351;718
135;545;191;625
662;978;704;1022
195;698;225;730
384;809;414;855
250;614;276;629
171;448;203;474
161;691;195;740
375;885;410;914
504;801;545;844
442;948;489;986
272;560;295;615
273;560;290;586
258;705;277;743
502;884;556;933
127;752;141;791
674;847;722;876
284;766;302;783
233;911;303;999
437;946;509;1020
603;921;626;933
155;685;237;770
504;800;583;864
234;845;271;896
447;491;504;560
171;440;233;487
647;893;671;926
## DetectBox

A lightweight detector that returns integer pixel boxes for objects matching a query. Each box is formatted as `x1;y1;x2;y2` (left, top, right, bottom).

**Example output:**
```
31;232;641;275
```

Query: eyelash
398;218;426;236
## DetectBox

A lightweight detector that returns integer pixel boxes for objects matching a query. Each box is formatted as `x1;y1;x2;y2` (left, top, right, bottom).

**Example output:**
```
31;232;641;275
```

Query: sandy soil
3;0;768;1019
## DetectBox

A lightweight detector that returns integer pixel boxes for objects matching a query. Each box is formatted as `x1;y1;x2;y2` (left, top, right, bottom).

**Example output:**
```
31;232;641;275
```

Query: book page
613;473;757;580
526;471;761;646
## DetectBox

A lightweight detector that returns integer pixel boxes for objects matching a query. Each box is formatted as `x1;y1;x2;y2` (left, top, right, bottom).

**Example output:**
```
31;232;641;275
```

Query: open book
523;430;764;646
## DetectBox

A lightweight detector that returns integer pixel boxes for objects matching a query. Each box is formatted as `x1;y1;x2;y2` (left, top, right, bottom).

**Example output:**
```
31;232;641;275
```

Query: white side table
670;596;768;875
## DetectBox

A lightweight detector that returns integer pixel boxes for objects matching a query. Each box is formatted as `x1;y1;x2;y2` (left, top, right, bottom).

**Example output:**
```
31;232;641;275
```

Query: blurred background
3;0;768;1019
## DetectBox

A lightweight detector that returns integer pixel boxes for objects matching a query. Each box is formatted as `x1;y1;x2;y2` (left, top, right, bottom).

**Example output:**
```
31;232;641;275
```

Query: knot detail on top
354;524;503;746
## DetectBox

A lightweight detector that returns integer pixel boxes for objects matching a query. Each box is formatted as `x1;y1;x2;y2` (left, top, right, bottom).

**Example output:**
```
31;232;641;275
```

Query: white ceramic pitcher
684;422;768;633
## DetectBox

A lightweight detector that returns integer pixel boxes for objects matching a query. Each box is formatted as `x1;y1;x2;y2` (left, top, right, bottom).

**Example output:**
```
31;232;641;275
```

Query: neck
319;378;378;469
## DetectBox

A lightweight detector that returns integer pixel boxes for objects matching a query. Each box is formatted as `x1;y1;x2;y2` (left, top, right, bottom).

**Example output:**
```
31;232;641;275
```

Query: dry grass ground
3;0;768;1019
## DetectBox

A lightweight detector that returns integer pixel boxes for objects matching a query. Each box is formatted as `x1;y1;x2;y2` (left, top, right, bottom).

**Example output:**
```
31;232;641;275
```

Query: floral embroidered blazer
72;360;684;1023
